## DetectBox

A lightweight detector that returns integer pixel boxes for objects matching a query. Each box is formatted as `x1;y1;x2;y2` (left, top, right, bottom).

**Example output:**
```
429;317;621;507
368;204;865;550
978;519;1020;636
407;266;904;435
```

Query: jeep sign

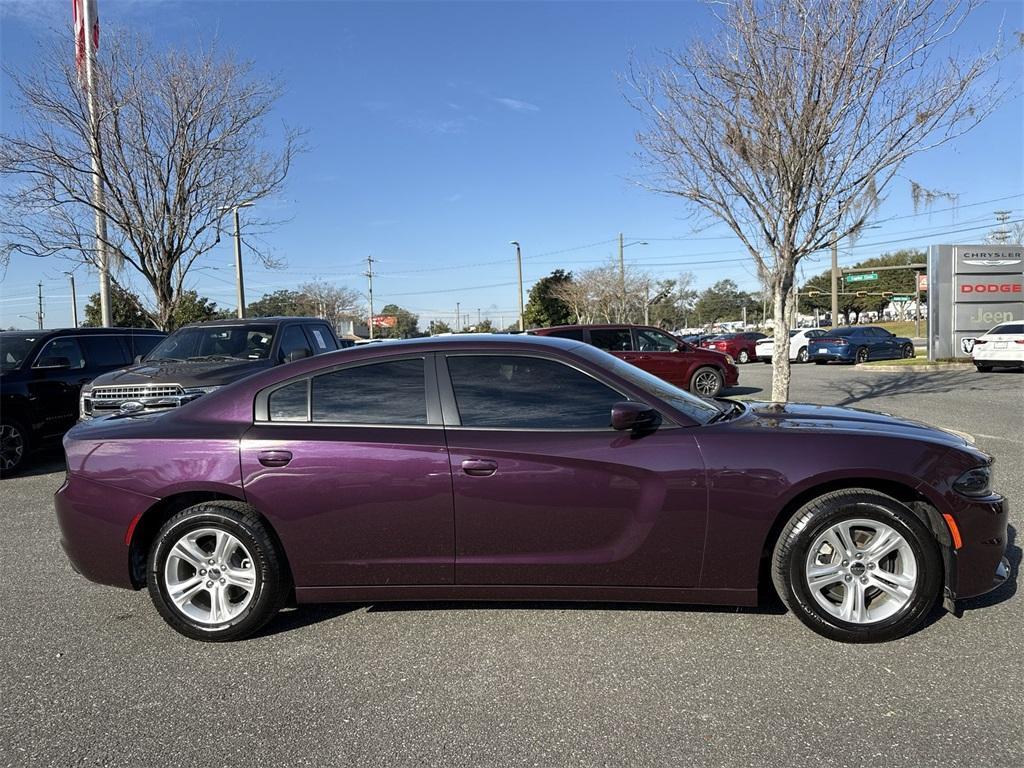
929;244;1024;359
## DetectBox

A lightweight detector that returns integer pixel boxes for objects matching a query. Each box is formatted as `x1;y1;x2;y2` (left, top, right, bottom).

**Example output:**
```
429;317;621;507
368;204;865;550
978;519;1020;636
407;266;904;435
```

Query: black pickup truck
80;317;351;420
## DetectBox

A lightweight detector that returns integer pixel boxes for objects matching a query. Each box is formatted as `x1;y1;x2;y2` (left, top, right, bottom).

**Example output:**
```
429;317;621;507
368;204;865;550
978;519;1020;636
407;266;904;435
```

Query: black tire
689;366;724;398
974;364;992;372
855;346;869;364
771;489;942;643
737;350;750;364
814;360;827;365
796;346;809;363
147;501;289;641
0;418;29;477
901;344;915;359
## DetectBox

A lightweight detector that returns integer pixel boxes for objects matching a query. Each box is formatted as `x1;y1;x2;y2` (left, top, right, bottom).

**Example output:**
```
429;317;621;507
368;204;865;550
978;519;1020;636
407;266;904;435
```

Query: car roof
0;327;165;339
179;316;325;328
531;323;664;332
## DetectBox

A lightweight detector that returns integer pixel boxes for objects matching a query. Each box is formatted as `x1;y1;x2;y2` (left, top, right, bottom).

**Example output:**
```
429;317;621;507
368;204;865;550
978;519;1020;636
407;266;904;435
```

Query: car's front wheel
901;343;915;359
771;489;942;643
148;502;289;641
689;366;724;398
0;419;28;476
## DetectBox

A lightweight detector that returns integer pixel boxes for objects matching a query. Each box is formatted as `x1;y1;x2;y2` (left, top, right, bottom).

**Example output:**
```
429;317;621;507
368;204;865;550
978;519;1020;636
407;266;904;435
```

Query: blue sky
1;0;1022;330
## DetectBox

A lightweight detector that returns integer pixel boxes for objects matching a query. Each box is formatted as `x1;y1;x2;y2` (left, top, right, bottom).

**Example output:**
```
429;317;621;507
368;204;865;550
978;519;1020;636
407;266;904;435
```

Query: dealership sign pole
928;245;1024;360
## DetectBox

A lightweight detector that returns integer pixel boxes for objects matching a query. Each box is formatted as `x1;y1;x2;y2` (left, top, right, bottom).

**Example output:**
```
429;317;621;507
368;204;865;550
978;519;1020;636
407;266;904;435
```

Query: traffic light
807;290;821;297
882;291;894;299
855;291;868;298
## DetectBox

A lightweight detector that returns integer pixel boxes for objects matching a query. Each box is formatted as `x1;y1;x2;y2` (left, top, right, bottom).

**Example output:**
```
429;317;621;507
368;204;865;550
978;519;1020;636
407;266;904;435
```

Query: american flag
72;0;100;86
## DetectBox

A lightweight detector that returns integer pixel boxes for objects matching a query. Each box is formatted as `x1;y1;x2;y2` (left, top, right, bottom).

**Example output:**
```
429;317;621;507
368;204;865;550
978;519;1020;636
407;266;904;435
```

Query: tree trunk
769;273;795;402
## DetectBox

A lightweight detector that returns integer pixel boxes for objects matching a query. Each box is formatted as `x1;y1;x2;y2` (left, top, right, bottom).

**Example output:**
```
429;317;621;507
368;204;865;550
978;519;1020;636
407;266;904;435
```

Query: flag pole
80;0;112;327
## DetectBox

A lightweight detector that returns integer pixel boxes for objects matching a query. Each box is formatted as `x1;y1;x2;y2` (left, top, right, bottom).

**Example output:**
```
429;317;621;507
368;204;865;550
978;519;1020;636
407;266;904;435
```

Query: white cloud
492;96;540;113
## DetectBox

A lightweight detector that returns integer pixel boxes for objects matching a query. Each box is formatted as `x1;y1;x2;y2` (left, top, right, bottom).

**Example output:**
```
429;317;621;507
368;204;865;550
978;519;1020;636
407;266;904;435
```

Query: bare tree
297;280;363;332
550;260;654;323
630;0;1008;399
0;30;305;329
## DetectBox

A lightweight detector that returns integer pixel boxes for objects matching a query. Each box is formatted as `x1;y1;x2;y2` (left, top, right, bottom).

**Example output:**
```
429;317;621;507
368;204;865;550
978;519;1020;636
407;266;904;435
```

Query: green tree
171;291;219;329
83;286;153;328
693;280;755;326
377;303;420;339
647;274;698;329
247;289;306;317
800;249;926;323
524;270;574;328
428;320;452;335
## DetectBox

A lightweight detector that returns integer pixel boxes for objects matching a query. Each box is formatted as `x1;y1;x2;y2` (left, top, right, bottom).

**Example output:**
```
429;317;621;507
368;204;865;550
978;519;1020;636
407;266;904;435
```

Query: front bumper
945;493;1010;602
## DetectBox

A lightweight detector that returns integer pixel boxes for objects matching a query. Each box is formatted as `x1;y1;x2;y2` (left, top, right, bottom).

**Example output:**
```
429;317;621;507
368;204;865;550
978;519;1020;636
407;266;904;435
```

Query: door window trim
254;352;443;427
435;349;673;431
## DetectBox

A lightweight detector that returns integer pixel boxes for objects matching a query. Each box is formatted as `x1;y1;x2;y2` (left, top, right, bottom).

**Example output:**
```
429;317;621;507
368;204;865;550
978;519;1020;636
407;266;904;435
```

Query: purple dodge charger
56;335;1009;642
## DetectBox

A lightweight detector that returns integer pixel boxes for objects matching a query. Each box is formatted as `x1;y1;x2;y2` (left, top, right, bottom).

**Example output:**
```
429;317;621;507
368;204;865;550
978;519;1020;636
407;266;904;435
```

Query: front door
439;352;707;587
29;336;91;437
632;327;690;387
240;355;454;587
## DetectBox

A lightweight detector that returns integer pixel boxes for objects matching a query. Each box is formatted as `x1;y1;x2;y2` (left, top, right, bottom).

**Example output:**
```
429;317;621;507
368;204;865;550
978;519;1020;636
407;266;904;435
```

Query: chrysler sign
958;249;1022;268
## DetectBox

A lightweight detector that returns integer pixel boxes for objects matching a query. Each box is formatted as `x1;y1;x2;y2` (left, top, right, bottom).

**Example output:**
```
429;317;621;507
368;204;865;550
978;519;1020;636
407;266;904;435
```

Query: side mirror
35;356;71;370
285;349;311;363
134;354;143;364
611;401;661;433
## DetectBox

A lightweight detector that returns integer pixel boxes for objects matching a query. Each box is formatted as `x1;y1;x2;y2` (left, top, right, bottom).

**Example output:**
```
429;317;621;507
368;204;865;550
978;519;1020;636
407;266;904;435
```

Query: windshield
0;334;40;371
146;325;276;362
575;344;722;425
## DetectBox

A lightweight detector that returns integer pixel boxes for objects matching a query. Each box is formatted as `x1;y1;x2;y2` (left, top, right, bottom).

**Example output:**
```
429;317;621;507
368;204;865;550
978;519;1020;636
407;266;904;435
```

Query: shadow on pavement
1;450;65;480
832;370;971;407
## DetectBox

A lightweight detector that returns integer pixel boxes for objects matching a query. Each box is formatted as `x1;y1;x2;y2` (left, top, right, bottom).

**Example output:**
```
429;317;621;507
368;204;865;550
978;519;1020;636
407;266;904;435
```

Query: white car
971;321;1024;371
755;328;827;364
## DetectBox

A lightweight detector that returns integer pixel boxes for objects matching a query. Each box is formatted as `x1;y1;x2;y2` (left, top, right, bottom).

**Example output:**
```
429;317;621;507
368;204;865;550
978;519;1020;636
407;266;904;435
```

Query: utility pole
477;308;481;326
36;282;44;329
510;241;524;331
365;255;375;339
456;302;461;331
66;273;79;328
81;0;111;327
619;232;626;311
830;239;840;327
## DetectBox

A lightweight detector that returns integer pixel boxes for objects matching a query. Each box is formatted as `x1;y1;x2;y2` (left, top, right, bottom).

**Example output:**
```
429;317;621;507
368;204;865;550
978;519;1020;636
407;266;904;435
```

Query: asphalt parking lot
1;364;1021;768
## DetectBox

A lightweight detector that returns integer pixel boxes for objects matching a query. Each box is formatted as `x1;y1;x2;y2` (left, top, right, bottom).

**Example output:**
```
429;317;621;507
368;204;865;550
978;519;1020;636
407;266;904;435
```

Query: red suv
529;324;739;397
701;332;766;364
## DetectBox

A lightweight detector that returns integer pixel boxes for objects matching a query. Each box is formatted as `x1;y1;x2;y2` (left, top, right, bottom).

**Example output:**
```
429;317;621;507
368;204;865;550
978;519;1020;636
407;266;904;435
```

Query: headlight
182;386;221;396
953;465;993;497
725;355;735;365
79;381;95;418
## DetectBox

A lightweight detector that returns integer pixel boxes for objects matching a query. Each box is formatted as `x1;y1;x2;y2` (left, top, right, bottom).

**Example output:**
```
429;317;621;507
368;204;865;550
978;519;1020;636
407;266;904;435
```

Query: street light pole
66;273;79;328
830;238;839;328
510;241;524;331
219;202;254;318
617;236;649;321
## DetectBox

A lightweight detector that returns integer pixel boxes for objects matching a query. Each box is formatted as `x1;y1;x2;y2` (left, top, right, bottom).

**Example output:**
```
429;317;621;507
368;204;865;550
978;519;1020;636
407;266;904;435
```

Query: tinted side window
81;336;130;367
305;324;338;353
312;358;426;424
589;328;633;351
545;329;585;341
269;380;309;422
635;329;678;352
34;337;85;369
993;323;1024;334
446;355;623;429
279;325;312;361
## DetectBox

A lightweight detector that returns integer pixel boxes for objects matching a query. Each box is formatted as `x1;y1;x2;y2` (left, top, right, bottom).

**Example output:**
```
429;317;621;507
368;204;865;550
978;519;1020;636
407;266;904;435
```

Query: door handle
461;458;497;477
258;449;293;468
621;354;640;361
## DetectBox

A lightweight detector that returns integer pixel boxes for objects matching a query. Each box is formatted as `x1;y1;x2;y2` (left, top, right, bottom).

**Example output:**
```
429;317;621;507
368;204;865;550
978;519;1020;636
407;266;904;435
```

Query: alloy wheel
692;370;721;397
803;518;917;624
903;344;915;359
797;347;809;363
738;350;749;363
163;527;256;625
0;424;25;472
856;347;869;364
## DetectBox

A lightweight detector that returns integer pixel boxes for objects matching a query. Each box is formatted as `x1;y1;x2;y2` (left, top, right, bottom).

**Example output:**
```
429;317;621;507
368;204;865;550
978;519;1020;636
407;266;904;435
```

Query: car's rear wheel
689;366;724;398
855;346;869;364
974;363;992;372
901;344;915;359
148;502;288;641
771;489;942;643
737;350;750;364
0;420;28;476
796;346;809;363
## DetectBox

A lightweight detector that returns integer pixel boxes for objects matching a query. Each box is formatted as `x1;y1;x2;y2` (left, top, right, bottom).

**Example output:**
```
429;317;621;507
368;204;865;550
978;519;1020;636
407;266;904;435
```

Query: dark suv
1;327;166;474
80;317;348;420
529;324;738;397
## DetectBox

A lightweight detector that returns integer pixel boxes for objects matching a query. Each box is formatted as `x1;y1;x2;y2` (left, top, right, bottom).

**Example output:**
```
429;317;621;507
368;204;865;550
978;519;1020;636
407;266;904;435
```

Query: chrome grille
91;384;184;400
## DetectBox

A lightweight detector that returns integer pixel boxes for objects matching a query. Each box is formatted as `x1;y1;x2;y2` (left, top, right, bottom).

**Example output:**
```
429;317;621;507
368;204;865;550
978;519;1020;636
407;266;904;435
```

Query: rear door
240;354;454;587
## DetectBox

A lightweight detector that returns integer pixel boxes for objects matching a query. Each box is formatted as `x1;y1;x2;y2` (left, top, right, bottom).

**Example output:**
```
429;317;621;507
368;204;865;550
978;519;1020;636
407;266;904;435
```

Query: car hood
87;359;275;388
735;401;975;449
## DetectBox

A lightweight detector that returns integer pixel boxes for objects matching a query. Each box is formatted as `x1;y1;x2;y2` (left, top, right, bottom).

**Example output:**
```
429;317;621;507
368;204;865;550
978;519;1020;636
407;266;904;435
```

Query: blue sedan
808;326;916;364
